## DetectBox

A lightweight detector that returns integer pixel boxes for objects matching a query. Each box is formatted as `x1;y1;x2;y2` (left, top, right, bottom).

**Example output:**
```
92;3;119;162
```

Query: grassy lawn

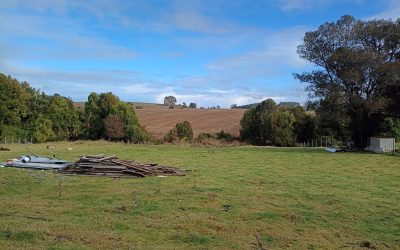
0;141;399;249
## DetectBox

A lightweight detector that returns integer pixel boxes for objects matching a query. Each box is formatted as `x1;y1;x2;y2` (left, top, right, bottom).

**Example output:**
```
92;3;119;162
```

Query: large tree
295;15;400;147
240;99;297;146
163;96;177;107
83;92;148;143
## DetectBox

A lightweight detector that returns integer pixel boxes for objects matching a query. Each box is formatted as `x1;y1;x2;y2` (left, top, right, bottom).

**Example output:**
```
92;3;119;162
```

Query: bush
165;121;193;142
176;121;193;140
33;116;55;143
135;105;144;109
0;125;30;141
125;124;149;143
164;128;178;143
196;132;214;141
383;117;400;140
216;130;234;141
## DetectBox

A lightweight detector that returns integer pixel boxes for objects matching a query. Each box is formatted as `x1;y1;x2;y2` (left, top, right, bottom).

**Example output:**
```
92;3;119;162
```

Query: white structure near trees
367;137;396;153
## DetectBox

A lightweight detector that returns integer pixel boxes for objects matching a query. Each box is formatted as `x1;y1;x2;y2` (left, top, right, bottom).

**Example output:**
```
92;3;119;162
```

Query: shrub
196;132;214;141
164;128;178;143
33;116;55;143
165;121;193;142
216;130;234;142
176;121;193;140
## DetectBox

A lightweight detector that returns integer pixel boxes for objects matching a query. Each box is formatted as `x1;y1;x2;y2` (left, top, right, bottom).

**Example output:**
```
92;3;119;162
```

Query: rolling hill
134;107;245;139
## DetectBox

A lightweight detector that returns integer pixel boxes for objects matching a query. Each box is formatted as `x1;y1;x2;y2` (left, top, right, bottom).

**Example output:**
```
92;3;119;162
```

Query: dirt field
135;107;245;139
74;102;246;139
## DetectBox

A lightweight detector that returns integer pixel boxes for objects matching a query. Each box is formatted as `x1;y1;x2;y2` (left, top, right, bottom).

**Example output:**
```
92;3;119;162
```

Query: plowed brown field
135;108;246;139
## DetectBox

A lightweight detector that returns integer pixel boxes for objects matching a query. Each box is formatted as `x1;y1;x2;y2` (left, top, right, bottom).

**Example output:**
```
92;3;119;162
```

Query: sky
0;0;399;108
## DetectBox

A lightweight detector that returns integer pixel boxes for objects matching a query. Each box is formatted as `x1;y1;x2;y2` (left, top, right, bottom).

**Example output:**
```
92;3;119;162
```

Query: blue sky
0;0;398;108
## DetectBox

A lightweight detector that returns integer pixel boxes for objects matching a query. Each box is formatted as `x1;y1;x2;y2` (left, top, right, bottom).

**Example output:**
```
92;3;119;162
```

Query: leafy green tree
240;108;259;143
83;92;103;139
83;92;148;143
176;121;193;141
288;106;316;143
165;121;193;142
164;128;178;143
295;15;400;147
47;94;79;140
99;92;120;117
271;110;296;146
117;102;148;143
189;102;197;109
383;117;400;140
240;99;313;146
0;74;29;128
33;116;55;143
164;96;177;107
240;99;277;145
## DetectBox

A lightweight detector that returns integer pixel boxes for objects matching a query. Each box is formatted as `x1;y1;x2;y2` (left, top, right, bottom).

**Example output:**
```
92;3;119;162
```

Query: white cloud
122;84;173;95
207;26;310;70
155;87;296;108
0;0;311;107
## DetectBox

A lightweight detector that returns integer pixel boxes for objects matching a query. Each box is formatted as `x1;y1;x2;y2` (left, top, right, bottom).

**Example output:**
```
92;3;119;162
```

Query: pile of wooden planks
62;155;184;178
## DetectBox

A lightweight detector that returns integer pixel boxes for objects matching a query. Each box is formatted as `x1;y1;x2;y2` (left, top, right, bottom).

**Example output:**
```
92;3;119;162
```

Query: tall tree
83;92;148;143
163;96;177;107
295;15;400;147
271;110;296;146
240;99;277;145
47;94;80;140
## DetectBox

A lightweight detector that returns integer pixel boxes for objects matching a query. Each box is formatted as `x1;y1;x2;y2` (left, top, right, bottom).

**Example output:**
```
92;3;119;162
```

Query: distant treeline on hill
237;102;300;109
0;73;148;143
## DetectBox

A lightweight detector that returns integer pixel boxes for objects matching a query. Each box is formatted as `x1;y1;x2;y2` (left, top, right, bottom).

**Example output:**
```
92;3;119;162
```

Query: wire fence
0;137;33;144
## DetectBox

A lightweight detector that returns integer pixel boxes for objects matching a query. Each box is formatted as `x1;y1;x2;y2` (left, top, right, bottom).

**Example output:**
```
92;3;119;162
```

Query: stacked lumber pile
62;155;184;178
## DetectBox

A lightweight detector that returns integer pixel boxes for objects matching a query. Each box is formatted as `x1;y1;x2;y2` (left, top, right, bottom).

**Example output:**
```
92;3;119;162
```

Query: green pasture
0;141;399;249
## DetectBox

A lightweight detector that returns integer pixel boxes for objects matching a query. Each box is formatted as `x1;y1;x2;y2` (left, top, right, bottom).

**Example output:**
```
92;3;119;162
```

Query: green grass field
0;141;399;249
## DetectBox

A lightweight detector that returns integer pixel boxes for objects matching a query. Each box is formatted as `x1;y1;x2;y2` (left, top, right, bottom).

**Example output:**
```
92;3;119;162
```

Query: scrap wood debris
62;155;185;178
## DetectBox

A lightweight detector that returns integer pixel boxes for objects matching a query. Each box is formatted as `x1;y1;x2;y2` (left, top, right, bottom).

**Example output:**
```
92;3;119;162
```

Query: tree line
0;73;148;143
242;15;400;147
240;99;315;146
